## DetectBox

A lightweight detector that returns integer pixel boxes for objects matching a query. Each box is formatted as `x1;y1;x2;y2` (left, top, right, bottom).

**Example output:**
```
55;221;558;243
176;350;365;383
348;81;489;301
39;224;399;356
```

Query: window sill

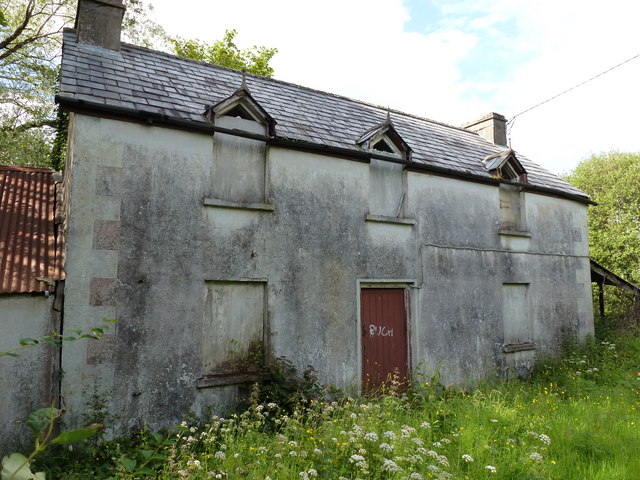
503;342;537;353
197;372;263;388
498;229;531;238
365;214;415;226
203;198;275;212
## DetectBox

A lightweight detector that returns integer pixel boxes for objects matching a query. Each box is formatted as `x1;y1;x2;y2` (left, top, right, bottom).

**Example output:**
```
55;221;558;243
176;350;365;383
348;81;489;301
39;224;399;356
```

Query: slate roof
0;166;63;294
57;29;587;200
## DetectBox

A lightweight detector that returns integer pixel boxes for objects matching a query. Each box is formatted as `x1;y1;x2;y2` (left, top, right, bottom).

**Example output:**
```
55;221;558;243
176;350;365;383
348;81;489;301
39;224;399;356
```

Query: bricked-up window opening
202;281;266;377
499;183;527;233
502;283;533;347
369;159;405;218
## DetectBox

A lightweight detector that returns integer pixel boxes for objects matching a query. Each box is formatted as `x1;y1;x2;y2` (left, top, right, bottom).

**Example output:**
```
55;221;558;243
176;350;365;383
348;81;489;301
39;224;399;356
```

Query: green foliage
565;152;640;284
27;333;640;479
1;453;45;480
0;318;116;358
0;0;164;169
252;356;326;414
565;152;640;324
0;0;69;168
170;29;277;77
1;319;115;479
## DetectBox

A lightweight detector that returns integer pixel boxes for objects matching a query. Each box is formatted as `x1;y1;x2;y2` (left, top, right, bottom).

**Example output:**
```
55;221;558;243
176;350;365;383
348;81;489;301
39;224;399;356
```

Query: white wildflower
485;465;497;473
427;465;441;473
462;454;474;462
437;455;449;467
530;452;543;462
420;421;431;429
380;442;393;452
214;451;226;459
383;431;397;440
432;441;443;448
412;437;424;446
426;450;438;458
313;448;323;455
307;469;318;477
409;474;424;480
381;459;402;472
364;432;379;442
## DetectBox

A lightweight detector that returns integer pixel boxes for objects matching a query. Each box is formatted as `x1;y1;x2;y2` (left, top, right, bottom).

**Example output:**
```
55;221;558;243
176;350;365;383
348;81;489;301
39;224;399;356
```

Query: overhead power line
507;52;640;136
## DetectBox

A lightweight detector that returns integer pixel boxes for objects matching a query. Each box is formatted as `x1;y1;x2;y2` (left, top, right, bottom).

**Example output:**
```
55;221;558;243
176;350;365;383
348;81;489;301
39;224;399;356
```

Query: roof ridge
89;31;477;136
0;165;55;173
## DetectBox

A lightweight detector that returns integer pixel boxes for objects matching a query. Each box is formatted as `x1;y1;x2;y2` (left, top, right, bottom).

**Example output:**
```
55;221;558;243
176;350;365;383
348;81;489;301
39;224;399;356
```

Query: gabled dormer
483;148;527;183
204;83;277;137
357;114;412;161
203;76;276;210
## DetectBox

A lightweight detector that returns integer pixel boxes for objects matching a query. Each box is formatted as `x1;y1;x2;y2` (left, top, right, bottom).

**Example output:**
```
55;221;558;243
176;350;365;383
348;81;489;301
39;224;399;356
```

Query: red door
361;288;408;392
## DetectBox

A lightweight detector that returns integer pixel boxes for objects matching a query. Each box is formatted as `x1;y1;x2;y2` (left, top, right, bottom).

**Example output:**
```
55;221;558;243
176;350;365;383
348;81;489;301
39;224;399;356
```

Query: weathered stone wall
0;294;59;456
60;114;593;435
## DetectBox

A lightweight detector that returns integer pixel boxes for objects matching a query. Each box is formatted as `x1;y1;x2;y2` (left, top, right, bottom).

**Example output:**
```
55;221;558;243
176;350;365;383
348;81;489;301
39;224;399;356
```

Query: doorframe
356;279;417;390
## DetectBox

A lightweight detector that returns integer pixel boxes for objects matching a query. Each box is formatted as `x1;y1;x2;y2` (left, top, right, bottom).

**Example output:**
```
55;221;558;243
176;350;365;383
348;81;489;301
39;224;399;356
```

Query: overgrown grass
35;332;640;479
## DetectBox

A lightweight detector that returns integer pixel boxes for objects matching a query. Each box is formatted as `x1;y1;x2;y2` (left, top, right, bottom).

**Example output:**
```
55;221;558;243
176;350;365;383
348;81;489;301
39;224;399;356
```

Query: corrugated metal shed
0;165;63;294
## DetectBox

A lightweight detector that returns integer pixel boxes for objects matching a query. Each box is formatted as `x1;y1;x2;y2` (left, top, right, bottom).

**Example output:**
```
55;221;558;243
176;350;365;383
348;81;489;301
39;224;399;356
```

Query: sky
148;0;640;175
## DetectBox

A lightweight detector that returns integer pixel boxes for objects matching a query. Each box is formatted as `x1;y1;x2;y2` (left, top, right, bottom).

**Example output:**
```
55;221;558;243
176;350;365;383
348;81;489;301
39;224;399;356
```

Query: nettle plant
0;319;115;480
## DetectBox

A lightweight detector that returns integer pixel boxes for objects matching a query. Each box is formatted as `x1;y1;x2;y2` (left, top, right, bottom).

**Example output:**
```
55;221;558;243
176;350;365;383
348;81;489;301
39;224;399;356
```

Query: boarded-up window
202;281;265;376
369;159;404;217
499;184;526;232
502;283;531;345
212;116;267;204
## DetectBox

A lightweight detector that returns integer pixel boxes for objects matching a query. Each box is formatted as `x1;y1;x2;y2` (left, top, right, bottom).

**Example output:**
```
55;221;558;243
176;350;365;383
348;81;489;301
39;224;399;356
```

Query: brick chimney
75;0;125;50
462;112;508;146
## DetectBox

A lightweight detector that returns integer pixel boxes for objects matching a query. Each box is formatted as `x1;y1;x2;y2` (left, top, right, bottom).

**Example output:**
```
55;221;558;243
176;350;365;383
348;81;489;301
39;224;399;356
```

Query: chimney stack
75;0;125;50
462;112;508;146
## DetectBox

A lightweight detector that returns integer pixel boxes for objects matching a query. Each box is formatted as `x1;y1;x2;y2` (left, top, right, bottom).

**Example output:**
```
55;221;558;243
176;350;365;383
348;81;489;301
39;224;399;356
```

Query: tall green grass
37;333;640;479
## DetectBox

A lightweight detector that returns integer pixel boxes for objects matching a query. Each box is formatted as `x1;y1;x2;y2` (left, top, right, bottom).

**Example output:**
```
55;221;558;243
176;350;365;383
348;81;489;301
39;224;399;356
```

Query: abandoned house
1;0;595;447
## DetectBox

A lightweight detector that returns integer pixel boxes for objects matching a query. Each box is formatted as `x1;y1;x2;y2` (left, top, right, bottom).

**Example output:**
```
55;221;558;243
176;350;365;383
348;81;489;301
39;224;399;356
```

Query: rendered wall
0;294;59;456
61;114;593;435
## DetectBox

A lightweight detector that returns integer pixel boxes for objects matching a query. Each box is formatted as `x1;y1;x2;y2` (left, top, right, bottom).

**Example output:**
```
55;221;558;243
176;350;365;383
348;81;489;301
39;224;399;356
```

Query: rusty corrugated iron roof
0;165;64;294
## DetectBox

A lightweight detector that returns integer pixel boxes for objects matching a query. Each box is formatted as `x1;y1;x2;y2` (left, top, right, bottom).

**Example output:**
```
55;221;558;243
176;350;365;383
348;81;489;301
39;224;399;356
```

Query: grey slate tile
58;30;586;199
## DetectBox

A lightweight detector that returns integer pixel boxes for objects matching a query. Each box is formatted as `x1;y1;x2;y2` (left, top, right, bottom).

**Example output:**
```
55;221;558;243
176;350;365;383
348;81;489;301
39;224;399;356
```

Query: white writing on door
369;324;394;337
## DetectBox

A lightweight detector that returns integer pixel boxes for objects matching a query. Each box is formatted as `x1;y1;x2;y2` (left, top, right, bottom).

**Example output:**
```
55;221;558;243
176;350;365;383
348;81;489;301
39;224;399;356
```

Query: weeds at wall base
25;329;640;479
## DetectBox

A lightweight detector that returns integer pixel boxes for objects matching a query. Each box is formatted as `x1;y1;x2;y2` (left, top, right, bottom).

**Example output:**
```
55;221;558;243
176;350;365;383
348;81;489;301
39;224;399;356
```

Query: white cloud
148;0;640;174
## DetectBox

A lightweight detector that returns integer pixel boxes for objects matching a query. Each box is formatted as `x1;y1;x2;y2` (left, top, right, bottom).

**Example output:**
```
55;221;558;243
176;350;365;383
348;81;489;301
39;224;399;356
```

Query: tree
565;152;640;322
0;0;71;167
171;29;277;78
0;0;165;168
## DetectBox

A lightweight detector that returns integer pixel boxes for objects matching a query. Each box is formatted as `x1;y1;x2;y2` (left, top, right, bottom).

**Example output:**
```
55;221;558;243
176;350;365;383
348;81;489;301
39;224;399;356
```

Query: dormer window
483;149;527;183
359;114;413;222
372;136;398;154
223;103;259;121
204;83;277;136
204;81;277;205
357;114;412;161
